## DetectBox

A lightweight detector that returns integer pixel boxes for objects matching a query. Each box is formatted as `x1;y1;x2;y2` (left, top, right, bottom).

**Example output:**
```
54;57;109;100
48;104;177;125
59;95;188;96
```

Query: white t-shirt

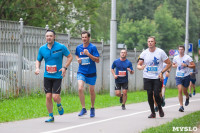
139;48;168;79
173;54;193;77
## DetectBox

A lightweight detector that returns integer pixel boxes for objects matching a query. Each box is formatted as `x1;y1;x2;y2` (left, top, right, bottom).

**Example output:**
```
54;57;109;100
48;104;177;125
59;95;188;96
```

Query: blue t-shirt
75;43;99;77
37;41;70;79
111;58;133;83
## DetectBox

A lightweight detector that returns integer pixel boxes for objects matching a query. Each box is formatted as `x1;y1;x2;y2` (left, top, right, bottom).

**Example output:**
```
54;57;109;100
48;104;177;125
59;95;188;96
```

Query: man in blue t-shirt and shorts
111;49;134;110
75;31;100;117
35;30;73;122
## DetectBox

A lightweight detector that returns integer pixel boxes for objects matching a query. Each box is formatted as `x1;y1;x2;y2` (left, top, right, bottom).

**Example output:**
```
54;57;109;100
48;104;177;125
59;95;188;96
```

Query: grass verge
142;111;200;133
0;87;199;124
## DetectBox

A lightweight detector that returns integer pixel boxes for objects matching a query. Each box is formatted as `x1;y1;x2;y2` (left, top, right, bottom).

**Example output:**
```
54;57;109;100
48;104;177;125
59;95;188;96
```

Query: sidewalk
1;94;200;133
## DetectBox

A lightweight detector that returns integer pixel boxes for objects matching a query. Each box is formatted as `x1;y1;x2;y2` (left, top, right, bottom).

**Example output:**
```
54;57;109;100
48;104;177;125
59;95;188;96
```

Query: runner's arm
63;53;73;68
87;53;99;63
137;60;145;70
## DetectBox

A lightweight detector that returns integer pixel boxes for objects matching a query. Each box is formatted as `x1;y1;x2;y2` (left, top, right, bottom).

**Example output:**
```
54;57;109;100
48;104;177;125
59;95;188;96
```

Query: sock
57;103;61;107
49;113;53;117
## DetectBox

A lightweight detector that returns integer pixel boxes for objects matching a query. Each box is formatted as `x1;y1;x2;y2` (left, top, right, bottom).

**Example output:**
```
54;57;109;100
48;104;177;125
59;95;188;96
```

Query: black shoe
120;94;123;104
158;107;164;117
122;104;126;110
161;97;165;107
179;106;184;112
154;106;158;112
148;113;156;118
185;97;189;106
189;93;192;97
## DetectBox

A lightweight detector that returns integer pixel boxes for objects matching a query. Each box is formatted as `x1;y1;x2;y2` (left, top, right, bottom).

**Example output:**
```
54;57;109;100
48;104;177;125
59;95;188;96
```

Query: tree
117;17;159;50
154;1;185;52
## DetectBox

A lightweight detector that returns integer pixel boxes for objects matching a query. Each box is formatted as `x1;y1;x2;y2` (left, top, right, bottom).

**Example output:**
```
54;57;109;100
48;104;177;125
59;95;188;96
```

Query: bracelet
63;67;67;70
187;65;188;67
161;71;164;75
167;70;170;73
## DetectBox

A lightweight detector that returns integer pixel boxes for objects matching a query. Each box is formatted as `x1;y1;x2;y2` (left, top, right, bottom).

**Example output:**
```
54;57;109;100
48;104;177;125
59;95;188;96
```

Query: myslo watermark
172;127;198;132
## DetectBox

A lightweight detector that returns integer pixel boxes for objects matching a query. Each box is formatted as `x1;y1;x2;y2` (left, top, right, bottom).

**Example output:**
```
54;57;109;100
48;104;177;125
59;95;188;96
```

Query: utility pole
185;0;189;54
110;0;117;96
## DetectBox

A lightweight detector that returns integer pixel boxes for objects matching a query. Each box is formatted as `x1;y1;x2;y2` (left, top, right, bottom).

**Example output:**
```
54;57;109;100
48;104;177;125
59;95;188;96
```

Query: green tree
117;17;159;50
154;1;185;52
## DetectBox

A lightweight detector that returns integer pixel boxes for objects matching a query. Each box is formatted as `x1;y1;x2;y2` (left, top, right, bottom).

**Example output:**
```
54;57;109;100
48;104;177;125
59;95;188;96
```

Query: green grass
0;87;199;124
142;111;200;133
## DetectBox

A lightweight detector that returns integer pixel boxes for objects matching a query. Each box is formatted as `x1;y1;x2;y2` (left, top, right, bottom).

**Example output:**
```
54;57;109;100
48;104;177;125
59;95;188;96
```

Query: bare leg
46;93;53;113
122;89;128;104
78;80;85;108
177;85;183;106
89;85;96;108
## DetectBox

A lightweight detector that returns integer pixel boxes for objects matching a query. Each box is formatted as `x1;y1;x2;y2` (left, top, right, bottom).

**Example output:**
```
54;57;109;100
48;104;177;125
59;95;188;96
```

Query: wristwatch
63;67;67;70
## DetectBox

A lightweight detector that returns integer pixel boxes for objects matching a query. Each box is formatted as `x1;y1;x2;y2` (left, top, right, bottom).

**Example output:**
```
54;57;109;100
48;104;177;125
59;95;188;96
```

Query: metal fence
0;19;200;99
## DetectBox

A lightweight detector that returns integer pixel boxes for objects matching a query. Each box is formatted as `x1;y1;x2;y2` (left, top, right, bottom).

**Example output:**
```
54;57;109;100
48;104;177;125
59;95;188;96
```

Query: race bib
81;57;90;65
46;65;57;73
176;71;185;77
147;66;158;73
118;71;126;77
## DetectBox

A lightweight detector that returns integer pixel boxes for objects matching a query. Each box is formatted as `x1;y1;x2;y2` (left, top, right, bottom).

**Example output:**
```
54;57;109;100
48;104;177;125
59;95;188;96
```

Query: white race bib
46;65;57;73
118;71;126;77
147;66;158;74
81;57;90;65
176;71;185;77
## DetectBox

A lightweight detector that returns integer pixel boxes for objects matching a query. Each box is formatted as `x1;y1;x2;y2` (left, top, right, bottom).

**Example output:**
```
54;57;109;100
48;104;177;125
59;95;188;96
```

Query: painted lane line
41;98;200;133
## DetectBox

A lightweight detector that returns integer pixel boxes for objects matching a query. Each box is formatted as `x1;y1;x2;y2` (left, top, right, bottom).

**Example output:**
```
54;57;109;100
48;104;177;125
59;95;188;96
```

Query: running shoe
154;106;158;112
148;113;156;118
161;97;165;107
189;93;192;97
158;107;164;117
193;90;196;96
185;97;189;106
57;105;64;115
120;94;123;103
45;116;54;122
179;106;184;112
122;104;126;110
78;108;87;116
90;108;95;117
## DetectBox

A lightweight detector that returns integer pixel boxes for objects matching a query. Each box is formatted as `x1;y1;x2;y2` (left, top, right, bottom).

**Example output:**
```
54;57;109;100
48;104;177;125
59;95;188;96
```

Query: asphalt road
1;94;200;133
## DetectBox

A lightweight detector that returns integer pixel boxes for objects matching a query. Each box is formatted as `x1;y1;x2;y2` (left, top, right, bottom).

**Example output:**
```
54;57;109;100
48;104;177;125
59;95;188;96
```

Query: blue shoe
45;116;54;122
189;93;192;97
57;105;64;115
185;97;189;106
154;106;158;112
90;108;95;117
193;91;196;96
78;108;87;116
179;106;184;112
161;97;165;107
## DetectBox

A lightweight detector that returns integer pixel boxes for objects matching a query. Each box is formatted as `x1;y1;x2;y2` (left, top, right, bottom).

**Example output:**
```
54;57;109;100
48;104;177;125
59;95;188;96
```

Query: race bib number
147;66;158;73
177;71;185;77
118;71;126;77
46;65;57;73
81;57;90;65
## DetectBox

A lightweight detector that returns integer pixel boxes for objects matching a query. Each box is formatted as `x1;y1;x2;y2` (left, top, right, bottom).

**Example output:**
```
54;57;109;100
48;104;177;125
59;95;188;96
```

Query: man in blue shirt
111;49;134;110
75;31;100;117
35;30;73;122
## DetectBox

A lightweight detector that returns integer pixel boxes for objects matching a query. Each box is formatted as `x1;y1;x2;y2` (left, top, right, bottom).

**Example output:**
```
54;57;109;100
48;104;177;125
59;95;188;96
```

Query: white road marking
41;99;200;133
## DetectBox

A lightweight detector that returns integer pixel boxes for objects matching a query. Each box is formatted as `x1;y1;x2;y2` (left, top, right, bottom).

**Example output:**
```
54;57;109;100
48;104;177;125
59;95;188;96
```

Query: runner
35;30;73;122
137;36;171;118
76;31;100;117
154;63;171;112
189;67;198;97
111;49;134;110
172;45;195;112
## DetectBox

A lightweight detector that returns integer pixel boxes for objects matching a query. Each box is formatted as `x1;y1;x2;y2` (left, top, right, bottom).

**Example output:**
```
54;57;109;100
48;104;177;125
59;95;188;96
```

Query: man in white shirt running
172;45;195;112
137;36;171;118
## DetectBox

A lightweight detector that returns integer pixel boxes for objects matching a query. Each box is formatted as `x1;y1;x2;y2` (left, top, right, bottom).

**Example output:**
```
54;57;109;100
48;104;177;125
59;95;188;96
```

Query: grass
0;87;199;124
142;111;200;133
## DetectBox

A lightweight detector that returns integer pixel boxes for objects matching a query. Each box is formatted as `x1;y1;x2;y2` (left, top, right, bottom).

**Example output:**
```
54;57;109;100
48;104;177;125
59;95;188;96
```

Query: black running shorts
143;78;162;92
44;77;62;94
115;82;128;90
